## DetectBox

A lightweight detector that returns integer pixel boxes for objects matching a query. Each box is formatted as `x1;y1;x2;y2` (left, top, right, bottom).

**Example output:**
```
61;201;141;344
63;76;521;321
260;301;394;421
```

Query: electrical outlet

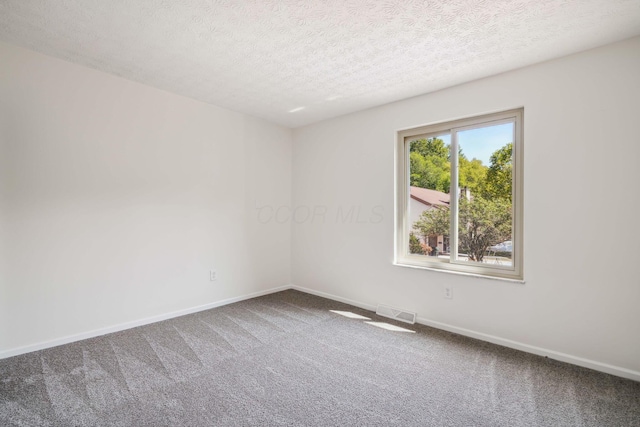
210;270;217;281
444;287;453;299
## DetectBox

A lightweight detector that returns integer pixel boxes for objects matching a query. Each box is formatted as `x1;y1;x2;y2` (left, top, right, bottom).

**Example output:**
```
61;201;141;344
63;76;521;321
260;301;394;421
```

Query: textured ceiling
1;1;639;128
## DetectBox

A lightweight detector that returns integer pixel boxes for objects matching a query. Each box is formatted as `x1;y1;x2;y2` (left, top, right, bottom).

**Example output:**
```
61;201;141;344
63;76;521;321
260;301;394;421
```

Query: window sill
393;262;525;284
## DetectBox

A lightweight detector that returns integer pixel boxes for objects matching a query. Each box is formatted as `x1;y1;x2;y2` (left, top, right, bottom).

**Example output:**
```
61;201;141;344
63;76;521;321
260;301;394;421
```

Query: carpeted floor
1;290;639;426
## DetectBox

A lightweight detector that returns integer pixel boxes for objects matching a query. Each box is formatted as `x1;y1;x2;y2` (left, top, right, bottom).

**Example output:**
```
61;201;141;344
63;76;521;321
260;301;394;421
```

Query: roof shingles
410;186;450;207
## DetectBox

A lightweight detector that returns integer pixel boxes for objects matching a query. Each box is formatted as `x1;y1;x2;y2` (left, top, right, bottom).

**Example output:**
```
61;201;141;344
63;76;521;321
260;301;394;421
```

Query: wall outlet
210;270;217;281
444;287;453;299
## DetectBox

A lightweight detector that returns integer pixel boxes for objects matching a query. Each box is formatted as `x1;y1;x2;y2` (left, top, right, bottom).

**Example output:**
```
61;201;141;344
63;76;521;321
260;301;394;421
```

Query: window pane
408;134;451;259
455;122;513;267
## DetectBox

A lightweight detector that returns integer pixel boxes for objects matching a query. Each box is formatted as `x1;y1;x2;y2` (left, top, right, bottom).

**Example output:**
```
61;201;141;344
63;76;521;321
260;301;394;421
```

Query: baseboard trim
415;317;640;382
291;285;377;311
0;285;291;360
291;285;640;382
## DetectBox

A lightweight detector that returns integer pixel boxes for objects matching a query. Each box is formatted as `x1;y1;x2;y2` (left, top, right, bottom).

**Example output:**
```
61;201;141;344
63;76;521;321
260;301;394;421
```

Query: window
395;109;523;281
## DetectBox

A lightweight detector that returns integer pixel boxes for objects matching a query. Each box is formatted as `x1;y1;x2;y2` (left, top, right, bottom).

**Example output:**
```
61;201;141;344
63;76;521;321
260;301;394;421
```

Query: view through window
397;109;523;280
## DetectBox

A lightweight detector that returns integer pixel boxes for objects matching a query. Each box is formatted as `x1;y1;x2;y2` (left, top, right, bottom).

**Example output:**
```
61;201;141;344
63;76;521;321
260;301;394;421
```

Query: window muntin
396;109;523;280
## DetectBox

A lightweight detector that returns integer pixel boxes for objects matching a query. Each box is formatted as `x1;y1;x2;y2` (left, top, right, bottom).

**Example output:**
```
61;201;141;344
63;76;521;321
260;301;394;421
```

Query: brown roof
410;186;450;207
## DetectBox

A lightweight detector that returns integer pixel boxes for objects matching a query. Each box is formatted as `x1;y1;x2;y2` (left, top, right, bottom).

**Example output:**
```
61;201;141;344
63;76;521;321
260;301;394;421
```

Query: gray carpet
1;290;639;426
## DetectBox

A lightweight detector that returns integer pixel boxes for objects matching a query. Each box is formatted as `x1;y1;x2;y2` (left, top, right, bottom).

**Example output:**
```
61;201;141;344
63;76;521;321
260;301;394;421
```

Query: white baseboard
0;285;291;360
291;285;640;382
292;285;378;311
414;317;640;382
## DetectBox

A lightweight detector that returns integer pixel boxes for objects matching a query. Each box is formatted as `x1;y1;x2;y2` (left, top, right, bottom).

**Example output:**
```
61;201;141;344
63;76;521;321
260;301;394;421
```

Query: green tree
410;137;448;159
459;156;487;196
458;197;512;262
409;137;451;192
412;197;511;262
483;143;512;201
409;233;423;254
409;151;430;189
412;206;450;243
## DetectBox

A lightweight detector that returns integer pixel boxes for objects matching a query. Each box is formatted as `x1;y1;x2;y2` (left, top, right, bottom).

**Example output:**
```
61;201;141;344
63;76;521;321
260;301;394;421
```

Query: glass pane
407;134;451;259
455;122;514;266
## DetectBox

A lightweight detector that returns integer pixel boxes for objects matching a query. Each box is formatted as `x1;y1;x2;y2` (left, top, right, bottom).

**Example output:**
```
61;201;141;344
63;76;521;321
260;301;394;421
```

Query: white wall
0;42;292;354
292;37;640;375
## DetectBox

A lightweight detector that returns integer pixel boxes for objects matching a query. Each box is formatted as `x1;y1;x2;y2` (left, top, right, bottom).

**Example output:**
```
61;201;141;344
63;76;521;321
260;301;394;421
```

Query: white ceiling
1;1;639;128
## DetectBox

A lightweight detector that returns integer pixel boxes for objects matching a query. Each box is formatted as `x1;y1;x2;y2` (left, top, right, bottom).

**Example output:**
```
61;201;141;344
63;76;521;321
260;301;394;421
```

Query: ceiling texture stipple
1;1;639;128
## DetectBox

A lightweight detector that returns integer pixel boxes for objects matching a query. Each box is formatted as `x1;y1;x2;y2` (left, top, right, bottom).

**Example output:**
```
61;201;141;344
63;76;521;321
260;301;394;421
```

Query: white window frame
394;108;524;281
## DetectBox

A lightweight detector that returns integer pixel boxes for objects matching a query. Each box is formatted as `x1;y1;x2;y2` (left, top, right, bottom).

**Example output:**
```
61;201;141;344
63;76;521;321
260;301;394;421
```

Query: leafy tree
410;137;448;159
483;143;512;201
458;197;511;262
409;138;451;192
412;197;511;263
409;233;423;254
412;206;450;243
409;137;513;201
410;153;450;192
409;151;429;189
459;157;487;196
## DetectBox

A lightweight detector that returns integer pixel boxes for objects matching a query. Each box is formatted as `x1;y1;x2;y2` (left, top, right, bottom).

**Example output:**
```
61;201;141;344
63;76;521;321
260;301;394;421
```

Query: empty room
1;1;639;426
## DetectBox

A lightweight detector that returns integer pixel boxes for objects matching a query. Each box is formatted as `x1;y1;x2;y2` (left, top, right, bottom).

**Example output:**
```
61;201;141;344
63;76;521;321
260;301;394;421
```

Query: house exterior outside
409;186;450;253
